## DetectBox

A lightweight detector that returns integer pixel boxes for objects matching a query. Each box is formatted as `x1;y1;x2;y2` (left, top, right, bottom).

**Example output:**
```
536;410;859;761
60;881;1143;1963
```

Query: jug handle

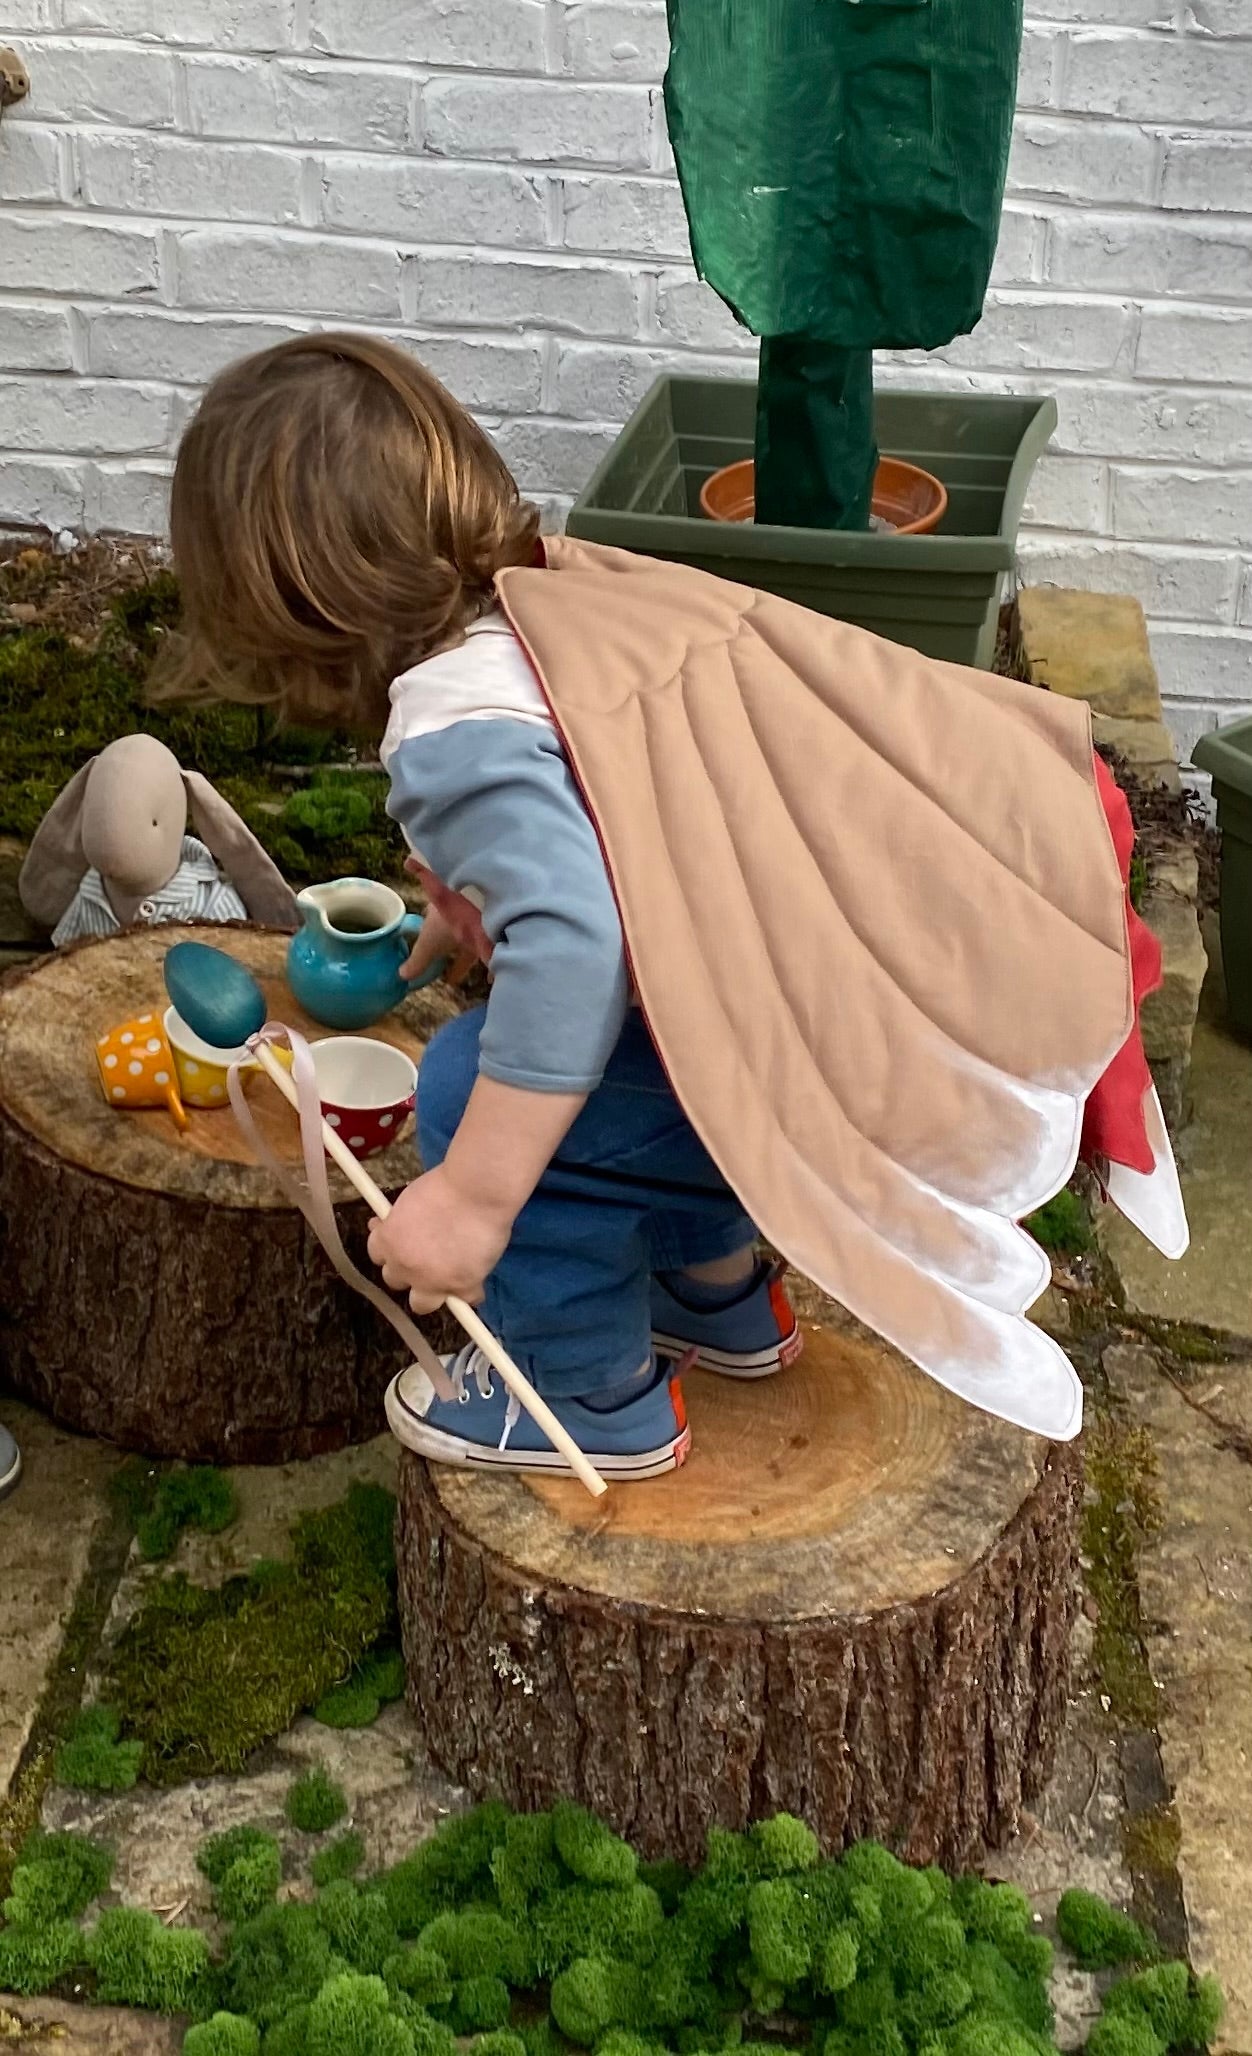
397;911;449;991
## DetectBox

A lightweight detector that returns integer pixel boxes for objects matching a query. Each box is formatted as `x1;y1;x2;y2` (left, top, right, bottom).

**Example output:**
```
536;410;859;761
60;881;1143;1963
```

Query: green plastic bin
566;377;1057;670
1193;717;1252;1039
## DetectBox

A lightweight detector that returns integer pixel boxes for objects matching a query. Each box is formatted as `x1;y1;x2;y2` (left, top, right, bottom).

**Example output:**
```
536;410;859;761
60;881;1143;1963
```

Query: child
164;332;1185;1480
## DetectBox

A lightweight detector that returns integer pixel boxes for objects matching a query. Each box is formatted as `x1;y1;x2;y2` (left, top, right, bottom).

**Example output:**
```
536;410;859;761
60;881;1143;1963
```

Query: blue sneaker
651;1261;802;1380
385;1348;691;1480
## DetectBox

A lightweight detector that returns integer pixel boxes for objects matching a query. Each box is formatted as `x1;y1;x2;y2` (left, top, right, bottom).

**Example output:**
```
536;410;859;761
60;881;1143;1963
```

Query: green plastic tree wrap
664;0;1024;527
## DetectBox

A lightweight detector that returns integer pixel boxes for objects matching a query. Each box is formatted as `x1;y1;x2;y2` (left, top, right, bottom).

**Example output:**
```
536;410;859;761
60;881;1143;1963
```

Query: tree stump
0;925;460;1464
397;1324;1082;1866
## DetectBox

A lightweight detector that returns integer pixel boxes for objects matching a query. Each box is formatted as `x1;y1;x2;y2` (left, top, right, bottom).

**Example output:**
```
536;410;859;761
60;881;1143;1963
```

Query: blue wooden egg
164;942;267;1052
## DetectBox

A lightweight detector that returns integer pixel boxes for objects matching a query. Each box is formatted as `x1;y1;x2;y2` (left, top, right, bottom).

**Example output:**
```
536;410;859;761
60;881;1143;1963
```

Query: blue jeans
418;1007;756;1400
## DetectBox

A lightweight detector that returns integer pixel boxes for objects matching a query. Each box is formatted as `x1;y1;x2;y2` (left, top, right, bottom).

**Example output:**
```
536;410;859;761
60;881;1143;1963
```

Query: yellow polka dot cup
162;1004;250;1110
161;1005;294;1111
95;1012;188;1130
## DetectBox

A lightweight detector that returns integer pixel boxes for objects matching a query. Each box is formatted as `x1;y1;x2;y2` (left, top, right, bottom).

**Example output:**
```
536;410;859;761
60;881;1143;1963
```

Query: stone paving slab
1017;589;1163;723
43;1700;462;1923
0;1400;124;1793
1104;1345;1252;2053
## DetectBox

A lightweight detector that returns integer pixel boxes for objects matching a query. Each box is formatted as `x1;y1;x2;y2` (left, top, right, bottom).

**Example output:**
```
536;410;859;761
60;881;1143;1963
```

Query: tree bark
396;1323;1082;1866
0;926;459;1464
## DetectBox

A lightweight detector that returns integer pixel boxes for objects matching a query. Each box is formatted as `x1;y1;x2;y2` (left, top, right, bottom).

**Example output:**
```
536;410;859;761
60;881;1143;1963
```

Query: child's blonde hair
157;332;540;727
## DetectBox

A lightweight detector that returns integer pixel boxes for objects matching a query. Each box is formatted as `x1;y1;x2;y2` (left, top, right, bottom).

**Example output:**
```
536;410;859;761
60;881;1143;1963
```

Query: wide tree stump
397;1325;1082;1866
0;925;460;1464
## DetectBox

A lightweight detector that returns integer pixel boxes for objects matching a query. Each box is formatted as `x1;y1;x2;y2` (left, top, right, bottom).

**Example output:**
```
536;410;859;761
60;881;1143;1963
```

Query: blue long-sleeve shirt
386;715;630;1094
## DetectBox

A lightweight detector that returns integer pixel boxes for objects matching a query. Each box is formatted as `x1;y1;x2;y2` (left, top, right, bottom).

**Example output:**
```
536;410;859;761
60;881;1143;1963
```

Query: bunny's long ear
18;760;98;928
183;772;299;930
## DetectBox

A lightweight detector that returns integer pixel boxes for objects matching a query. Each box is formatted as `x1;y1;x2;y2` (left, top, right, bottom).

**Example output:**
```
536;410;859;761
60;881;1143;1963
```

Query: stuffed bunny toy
19;734;299;945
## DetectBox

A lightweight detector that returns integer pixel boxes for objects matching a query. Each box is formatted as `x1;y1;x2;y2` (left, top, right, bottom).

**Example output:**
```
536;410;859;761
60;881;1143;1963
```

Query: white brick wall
1;0;1251;758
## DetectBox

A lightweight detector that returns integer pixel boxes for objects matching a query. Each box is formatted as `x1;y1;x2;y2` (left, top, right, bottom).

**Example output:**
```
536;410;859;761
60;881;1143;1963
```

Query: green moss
447;1973;514;2034
384;1945;455;2010
103;1483;396;1785
287;1769;348;1835
1056;1889;1156;1970
1122;1807;1182;1881
1082;1416;1163;1727
470;2034;528;2056
184;2015;263;2056
54;1704;144;1792
110;1459;238;1563
86;1906;213;2012
216;1902;339;2028
1100;1960;1225;2051
380;1804;511;1937
0;572;405;883
1124;1317;1233;1367
0;1915;85;1994
306;1971;416;2056
1085;2016;1164;2056
1025;1188;1095;1257
311;1832;366;1889
313;1645;406;1730
198;1826;280;1890
552;1802;637;1887
3;1829;113;1924
314;1880;397;1975
0;1803;1227;2055
215;1843;284;1924
141;1468;239;1563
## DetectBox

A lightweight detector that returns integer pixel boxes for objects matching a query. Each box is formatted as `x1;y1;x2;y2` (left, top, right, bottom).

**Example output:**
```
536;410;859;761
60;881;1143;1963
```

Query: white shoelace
450;1348;522;1453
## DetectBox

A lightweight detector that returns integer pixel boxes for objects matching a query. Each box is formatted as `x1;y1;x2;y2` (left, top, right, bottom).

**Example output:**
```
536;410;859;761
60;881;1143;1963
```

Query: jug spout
299;877;404;940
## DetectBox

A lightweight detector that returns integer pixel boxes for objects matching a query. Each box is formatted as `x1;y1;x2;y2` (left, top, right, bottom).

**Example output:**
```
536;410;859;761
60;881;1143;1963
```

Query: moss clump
184;2015;262;2056
1025;1188;1095;1258
0;1914;85;1994
381;1803;511;1937
315;1879;398;1976
384;1944;454;2009
3;1829;113;1925
102;1483;396;1785
213;1842;284;1925
1094;1961;1224;2053
198;1826;279;1890
306;1970;417;2056
286;1769;348;1835
313;1647;406;1731
311;1831;366;1888
1082;1416;1163;1727
215;1902;339;2030
110;1462;239;1564
1057;1889;1156;1970
85;1905;212;2012
54;1703;144;1792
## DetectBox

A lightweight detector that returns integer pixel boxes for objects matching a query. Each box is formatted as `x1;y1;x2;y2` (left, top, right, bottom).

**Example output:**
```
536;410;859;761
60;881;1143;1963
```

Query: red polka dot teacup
310;1036;417;1160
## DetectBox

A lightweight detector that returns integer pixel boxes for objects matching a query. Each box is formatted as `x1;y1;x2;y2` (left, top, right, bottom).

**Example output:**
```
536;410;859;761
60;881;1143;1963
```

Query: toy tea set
152;924;605;1496
18;742;606;1496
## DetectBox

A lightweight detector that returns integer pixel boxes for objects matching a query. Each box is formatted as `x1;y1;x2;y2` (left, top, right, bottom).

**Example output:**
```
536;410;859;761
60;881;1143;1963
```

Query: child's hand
367;1166;511;1314
399;905;460;984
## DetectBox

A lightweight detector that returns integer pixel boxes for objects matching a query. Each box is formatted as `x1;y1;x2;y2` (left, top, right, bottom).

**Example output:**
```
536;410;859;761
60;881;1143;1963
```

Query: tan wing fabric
498;540;1135;1440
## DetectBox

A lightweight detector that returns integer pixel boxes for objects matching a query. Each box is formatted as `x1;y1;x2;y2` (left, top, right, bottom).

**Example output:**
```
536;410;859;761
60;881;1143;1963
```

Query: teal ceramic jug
286;878;442;1031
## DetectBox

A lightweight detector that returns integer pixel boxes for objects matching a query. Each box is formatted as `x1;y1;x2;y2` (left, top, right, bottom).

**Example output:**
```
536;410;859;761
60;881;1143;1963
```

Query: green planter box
567;377;1057;670
1194;718;1252;1038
